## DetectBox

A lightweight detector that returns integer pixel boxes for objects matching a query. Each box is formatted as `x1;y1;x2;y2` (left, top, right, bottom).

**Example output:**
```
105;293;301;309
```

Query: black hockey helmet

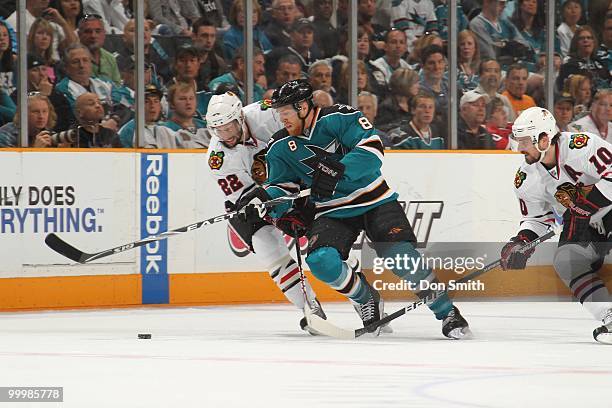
270;79;314;111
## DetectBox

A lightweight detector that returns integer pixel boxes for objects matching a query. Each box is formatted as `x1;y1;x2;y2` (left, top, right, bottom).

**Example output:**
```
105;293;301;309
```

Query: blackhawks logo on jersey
569;133;589;149
208;151;224;170
514;169;526;188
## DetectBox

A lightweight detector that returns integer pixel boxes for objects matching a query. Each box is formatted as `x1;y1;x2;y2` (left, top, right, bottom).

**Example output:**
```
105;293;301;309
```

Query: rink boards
0;149;609;310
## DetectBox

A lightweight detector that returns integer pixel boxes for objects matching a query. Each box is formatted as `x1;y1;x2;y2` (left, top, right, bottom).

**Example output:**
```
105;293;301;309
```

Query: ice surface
0;301;610;408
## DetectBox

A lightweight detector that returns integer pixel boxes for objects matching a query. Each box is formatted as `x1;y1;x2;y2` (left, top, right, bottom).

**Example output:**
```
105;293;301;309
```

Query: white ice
1;301;611;408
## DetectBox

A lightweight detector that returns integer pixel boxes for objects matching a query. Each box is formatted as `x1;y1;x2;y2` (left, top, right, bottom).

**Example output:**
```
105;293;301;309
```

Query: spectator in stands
312;89;334;107
509;0;553;69
115;19;172;84
27;18;59;83
557;26;611;91
78;13;121;85
596;13;612;81
148;0;198;36
485;97;512;149
376;67;419;132
358;91;378;128
310;0;337;58
569;89;612;141
553;94;575;132
390;0;437;53
192;18;228;88
168;45;207;93
474;58;515;122
564;73;591;118
82;0;129;33
434;0;468;45
457;30;480;93
67;92;122;147
222;0;272;61
469;0;529;62
118;84;165;147
0;19;15;96
9;55;54;102
264;0;298;47
49;0;84;34
356;0;387;50
502;63;536;118
557;0;582;58
308;60;335;101
408;33;444;68
370;29;410;85
161;82;210;146
265;18;321;78
0;94;56;147
336;60;371;105
7;0;78;61
392;92;445;149
209;46;266;103
458;90;495;149
54;43;128;129
419;44;448;123
192;0;228;28
268;54;302;89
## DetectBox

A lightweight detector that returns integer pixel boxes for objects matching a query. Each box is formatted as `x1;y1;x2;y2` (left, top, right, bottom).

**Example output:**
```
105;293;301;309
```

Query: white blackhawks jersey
513;131;612;237
205;102;283;204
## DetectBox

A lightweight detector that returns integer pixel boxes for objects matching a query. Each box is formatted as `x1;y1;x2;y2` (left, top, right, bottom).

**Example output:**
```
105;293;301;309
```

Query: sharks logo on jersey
300;142;343;175
569;133;590;149
208;151;225;170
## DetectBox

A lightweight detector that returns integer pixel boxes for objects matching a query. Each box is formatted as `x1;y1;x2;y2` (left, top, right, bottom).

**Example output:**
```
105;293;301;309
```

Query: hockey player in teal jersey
237;80;471;339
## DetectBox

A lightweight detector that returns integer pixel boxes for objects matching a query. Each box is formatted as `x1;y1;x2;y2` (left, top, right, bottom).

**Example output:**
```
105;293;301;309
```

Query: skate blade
447;327;473;340
594;332;612;345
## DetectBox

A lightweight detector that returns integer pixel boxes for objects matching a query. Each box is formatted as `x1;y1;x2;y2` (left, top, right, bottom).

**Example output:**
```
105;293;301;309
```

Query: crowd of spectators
0;0;610;149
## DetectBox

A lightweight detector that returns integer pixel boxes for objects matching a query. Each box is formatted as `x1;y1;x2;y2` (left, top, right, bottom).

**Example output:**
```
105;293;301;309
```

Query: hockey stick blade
45;233;93;263
310;230;556;339
45;189;311;263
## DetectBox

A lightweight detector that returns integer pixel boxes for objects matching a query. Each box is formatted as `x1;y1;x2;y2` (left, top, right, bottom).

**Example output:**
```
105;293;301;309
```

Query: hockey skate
300;298;327;336
442;306;472;339
593;309;612;344
350;274;392;336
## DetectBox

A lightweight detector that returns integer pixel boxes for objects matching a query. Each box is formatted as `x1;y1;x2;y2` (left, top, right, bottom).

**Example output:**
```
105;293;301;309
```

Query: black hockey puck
138;333;152;339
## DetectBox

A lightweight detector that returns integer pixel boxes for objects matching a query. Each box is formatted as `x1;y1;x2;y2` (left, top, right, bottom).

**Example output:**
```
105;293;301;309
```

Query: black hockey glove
311;157;345;200
500;231;537;270
235;187;272;224
268;210;309;237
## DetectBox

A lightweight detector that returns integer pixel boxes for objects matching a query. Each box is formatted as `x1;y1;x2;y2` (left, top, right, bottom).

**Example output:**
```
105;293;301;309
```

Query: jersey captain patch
569;133;589;149
208;150;225;170
514;168;527;188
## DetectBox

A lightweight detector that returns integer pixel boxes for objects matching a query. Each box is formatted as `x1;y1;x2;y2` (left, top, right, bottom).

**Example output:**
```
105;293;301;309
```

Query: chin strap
536;137;552;163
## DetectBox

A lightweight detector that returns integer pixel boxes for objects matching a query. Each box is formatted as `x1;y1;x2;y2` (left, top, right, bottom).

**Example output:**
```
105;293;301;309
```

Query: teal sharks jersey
264;104;398;219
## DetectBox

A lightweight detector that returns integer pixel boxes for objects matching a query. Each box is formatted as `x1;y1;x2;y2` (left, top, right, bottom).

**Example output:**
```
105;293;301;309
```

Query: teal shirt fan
264;104;397;219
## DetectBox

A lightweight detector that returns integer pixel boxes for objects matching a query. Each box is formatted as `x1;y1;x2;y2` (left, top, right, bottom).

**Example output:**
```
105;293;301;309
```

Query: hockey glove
500;231;537;270
235;187;272;224
311;157;345;200
268;210;309;237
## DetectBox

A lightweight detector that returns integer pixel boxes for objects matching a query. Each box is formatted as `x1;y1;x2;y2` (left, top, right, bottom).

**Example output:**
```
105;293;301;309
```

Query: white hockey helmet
511;107;557;161
206;91;244;144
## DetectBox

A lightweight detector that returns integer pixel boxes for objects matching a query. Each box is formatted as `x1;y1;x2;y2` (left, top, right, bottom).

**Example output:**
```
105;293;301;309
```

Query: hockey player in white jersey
205;91;326;334
501;106;612;344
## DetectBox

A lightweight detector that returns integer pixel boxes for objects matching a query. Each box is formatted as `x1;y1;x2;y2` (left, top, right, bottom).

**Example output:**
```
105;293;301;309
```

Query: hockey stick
45;189;311;263
306;229;556;340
